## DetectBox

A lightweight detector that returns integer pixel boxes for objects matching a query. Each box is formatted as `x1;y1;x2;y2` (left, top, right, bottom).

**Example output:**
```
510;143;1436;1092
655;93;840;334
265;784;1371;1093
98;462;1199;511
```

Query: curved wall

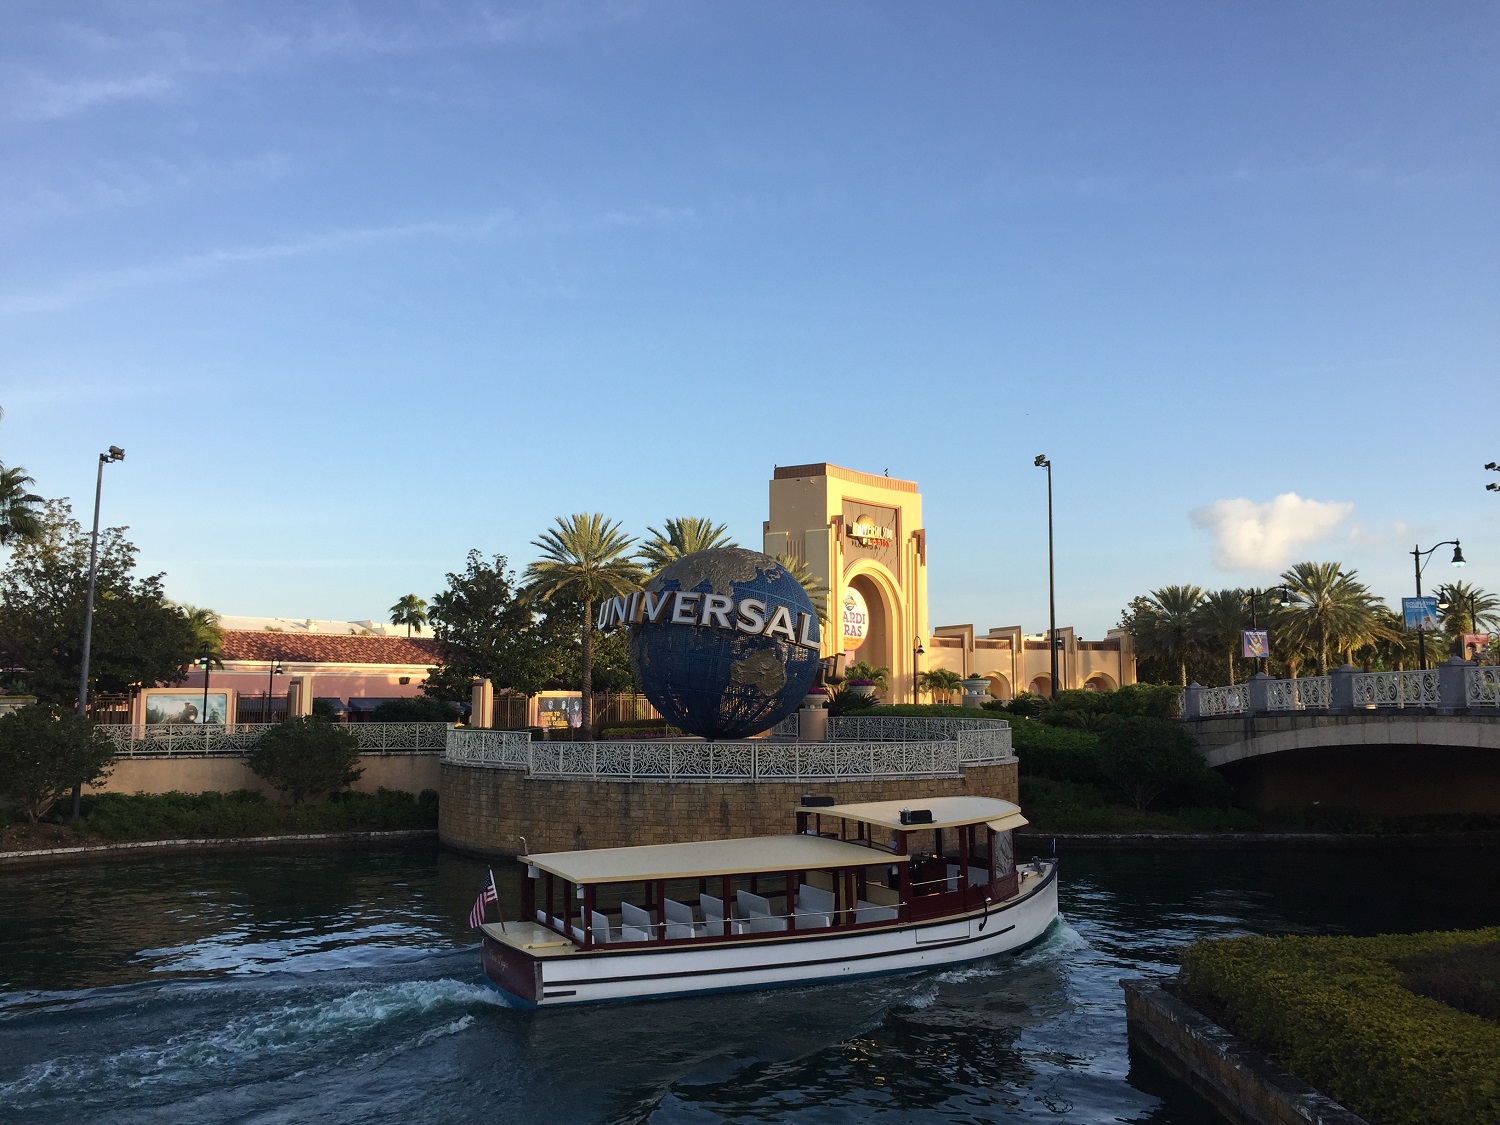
439;762;1018;858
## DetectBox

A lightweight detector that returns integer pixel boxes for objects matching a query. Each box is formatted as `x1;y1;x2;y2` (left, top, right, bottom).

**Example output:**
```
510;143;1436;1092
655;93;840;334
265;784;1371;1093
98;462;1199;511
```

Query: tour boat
478;795;1059;1007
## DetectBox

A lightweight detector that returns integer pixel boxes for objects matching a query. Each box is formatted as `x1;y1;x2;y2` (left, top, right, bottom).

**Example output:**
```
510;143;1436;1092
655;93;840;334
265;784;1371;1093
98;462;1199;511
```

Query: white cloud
1190;493;1353;571
2;72;174;122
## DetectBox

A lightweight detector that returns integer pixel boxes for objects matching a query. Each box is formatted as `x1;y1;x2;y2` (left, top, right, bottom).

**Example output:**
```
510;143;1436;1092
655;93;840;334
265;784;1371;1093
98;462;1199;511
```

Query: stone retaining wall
1123;977;1368;1125
439;761;1018;857
91;754;440;797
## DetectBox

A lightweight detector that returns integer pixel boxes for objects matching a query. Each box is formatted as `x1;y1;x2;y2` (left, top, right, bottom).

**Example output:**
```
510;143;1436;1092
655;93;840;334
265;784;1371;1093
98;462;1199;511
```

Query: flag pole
490;867;505;933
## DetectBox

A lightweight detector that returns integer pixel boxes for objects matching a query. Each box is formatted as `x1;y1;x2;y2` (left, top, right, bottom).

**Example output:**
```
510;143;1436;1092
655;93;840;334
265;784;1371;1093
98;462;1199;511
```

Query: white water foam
0;977;500;1108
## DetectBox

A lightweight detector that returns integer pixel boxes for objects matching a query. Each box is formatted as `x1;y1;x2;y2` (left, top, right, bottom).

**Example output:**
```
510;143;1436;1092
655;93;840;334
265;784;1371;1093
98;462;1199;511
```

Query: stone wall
439;761;1019;857
91;754;441;798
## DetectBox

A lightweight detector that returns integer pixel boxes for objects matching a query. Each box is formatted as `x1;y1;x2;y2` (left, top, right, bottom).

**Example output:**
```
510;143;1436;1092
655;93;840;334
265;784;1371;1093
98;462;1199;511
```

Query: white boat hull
483;861;1058;1007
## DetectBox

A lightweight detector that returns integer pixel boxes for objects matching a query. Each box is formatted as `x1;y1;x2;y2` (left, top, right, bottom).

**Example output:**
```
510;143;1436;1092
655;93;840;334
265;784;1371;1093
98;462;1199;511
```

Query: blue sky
1;2;1495;636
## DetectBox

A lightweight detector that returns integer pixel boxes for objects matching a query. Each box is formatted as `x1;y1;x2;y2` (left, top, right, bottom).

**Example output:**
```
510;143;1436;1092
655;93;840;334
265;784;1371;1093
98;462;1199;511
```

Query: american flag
468;869;498;929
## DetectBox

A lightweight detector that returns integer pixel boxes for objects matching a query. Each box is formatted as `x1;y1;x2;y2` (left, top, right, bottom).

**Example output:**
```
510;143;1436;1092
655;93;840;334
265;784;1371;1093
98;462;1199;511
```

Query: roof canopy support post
583;885;595;949
786;872;797;932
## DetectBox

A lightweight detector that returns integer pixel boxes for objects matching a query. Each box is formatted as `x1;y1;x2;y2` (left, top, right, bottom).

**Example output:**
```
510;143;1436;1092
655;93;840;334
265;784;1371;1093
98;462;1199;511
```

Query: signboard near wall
143;690;232;725
842;587;869;649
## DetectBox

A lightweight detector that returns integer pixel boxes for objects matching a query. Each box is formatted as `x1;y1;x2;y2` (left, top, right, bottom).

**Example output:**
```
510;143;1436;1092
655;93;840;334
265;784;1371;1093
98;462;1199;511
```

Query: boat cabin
515;795;1027;949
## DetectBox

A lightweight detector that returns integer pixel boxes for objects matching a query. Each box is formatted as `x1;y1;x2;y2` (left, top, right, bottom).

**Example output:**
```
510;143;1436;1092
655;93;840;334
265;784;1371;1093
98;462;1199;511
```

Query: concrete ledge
0;828;438;867
1123;977;1368;1125
1018;829;1500;849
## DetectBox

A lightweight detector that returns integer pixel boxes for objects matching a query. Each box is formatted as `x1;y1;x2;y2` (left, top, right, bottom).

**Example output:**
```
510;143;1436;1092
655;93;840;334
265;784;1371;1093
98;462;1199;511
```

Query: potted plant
802;684;829;709
844;661;889;698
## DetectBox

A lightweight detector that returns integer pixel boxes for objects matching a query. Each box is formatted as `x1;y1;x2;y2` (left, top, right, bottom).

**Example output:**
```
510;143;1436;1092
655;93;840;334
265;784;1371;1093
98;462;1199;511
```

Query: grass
0;788;438;848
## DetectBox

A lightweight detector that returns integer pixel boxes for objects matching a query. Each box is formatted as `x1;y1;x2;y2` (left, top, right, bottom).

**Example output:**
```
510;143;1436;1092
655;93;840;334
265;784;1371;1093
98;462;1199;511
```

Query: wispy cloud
0;202;693;315
1190;493;1353;570
1;71;174;122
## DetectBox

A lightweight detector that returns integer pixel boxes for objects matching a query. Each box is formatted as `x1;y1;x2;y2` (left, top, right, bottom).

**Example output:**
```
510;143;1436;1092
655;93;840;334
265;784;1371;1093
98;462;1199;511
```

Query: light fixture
1452;543;1466;567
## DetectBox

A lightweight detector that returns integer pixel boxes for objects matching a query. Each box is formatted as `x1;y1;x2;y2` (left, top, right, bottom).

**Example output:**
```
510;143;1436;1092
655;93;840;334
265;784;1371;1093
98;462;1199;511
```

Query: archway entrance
845;572;893;687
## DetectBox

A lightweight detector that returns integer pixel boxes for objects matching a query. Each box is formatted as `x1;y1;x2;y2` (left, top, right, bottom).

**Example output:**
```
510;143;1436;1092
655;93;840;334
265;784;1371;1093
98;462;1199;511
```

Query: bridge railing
1183;666;1500;719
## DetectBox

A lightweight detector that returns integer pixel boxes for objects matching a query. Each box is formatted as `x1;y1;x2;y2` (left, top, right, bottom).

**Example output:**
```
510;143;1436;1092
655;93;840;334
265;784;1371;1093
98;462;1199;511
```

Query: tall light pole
72;445;124;822
266;655;285;722
912;636;924;704
1411;540;1464;671
1241;586;1291;678
1034;455;1058;697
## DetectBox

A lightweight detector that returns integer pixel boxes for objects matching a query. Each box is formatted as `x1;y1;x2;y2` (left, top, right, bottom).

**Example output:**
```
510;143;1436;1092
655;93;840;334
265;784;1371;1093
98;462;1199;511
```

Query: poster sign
536;695;582;730
1463;632;1490;658
145;692;230;725
1402;597;1440;631
1242;630;1269;659
842;587;869;647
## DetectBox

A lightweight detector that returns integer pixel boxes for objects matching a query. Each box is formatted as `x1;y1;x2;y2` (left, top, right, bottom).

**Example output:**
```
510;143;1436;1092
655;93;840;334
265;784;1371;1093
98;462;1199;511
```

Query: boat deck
480;920;582;958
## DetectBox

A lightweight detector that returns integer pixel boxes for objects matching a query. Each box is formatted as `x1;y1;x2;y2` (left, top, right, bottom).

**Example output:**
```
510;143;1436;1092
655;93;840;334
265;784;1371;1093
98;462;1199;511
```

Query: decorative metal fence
101;722;453;758
1184;668;1500;717
826;715;1009;743
1468;667;1500;707
443;720;1014;780
1350;670;1441;709
1264;676;1331;711
1196;684;1250;717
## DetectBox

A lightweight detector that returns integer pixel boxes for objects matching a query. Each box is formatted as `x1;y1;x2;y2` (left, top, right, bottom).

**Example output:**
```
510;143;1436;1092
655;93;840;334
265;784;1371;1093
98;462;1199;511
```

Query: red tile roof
221;630;441;667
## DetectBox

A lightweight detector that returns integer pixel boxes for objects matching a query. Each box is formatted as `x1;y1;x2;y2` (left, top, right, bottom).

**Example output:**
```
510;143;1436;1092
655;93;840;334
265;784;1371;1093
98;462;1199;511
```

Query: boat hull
483;861;1058;1007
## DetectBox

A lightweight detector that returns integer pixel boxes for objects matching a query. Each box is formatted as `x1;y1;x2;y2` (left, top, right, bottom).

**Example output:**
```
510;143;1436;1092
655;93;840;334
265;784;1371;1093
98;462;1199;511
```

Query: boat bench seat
620;901;655;942
737;889;787;932
855;899;899;924
663;898;707;939
795;884;835;927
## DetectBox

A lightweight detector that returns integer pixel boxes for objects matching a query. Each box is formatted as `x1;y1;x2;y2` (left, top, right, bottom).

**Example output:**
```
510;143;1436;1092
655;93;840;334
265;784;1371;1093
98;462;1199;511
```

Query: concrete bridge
1181;662;1500;816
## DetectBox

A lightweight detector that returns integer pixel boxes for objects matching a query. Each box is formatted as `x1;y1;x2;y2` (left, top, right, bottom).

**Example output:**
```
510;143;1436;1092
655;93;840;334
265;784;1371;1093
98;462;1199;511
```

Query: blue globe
628;548;822;740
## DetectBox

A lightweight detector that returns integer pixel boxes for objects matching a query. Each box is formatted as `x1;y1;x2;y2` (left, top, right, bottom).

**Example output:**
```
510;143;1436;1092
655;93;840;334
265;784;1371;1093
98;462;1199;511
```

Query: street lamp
913;636;925;703
1243;585;1292;632
1034;455;1058;697
266;656;285;722
71;445;124;822
1487;462;1499;492
1411;540;1465;671
198;649;214;725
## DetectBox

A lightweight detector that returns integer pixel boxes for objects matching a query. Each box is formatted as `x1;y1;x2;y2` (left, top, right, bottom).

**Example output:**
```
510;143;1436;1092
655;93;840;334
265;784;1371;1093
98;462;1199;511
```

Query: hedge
1178;928;1500;1125
76;788;439;840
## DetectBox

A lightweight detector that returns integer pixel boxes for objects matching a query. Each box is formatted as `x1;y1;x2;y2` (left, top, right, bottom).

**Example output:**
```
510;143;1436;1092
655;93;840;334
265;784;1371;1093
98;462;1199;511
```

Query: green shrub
828;687;879;715
76;787;438;839
1096;716;1208;811
1398;940;1500;1024
1179;929;1500;1125
370;696;460;723
0;704;115;822
863;704;976;717
246;717;363;805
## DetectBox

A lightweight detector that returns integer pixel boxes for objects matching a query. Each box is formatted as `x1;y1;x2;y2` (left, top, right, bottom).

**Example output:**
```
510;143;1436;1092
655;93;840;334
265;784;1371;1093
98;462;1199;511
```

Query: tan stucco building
764;462;1134;701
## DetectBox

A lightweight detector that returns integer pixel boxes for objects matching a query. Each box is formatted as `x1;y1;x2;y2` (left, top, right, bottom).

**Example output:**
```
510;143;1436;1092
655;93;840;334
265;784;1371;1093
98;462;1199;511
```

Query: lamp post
199;650;212;724
1240;586;1291;679
71;445;124;822
913;636;924;704
1486;462;1498;492
1034;455;1058;697
266;656;285;722
1411;540;1465;671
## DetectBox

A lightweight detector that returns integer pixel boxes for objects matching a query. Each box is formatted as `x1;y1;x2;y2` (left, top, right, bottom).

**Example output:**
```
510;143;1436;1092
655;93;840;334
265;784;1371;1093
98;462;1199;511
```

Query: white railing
1468;667;1500;707
443;721;1014;780
1264;676;1330;711
1197;684;1249;717
827;715;1008;742
766;712;802;740
1352;670;1441;708
102;722;453;757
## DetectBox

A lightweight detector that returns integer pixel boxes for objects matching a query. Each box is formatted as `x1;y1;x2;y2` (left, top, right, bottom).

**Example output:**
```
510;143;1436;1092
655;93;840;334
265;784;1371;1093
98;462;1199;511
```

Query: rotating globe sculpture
627;547;822;740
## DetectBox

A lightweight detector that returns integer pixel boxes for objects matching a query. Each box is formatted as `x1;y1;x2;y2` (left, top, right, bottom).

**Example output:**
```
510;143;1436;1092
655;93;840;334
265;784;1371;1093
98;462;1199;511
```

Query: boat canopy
525;834;910;886
798;795;1027;834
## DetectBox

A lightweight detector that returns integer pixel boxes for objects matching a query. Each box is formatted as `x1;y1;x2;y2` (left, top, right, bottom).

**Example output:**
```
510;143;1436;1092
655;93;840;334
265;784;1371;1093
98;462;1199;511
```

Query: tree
1120;585;1206;686
0;704;114;822
0;465;44;547
638;517;736;575
1278;561;1384;675
389;593;429;638
178;604;224;668
1095;716;1205;812
917;668;964;703
522;515;643;733
1194;588;1247;685
0;500;197;705
246;717;363;805
1435;582;1500;658
370;695;460;723
424;552;547;700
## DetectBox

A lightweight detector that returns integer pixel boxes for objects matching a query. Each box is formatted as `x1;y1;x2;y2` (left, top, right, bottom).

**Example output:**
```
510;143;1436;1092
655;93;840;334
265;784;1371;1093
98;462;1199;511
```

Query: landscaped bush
600;723;681;740
370;695;461;723
1179;929;1500;1125
1096;716;1220;811
246;717;363;805
0;704;115;822
76;787;438;840
1399;939;1500;1024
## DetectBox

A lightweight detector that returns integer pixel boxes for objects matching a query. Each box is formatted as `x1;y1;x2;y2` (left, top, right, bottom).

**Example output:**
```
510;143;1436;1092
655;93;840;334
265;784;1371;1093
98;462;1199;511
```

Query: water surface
3;842;1497;1123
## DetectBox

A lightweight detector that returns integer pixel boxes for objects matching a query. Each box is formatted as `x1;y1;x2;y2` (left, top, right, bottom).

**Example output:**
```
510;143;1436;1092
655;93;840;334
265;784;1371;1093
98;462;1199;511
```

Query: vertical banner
1402;597;1440;631
1242;630;1269;659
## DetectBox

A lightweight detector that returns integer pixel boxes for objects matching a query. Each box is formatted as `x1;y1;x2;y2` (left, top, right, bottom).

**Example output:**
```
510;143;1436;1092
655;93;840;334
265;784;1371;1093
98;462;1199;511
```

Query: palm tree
775;553;829;622
1193;588;1247;685
638;517;736;575
1435;581;1500;657
389;593;429;638
1129;585;1205;686
917;668;964;704
0;464;44;547
523;514;643;734
1278;561;1383;675
177;604;225;669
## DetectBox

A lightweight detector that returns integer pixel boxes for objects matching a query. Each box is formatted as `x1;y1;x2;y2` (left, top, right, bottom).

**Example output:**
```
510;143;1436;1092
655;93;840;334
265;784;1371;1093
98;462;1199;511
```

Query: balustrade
101;722;455;758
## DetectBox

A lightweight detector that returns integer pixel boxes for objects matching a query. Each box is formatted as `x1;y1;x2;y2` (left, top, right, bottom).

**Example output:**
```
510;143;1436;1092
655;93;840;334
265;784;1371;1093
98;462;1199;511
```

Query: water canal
3;842;1498;1123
